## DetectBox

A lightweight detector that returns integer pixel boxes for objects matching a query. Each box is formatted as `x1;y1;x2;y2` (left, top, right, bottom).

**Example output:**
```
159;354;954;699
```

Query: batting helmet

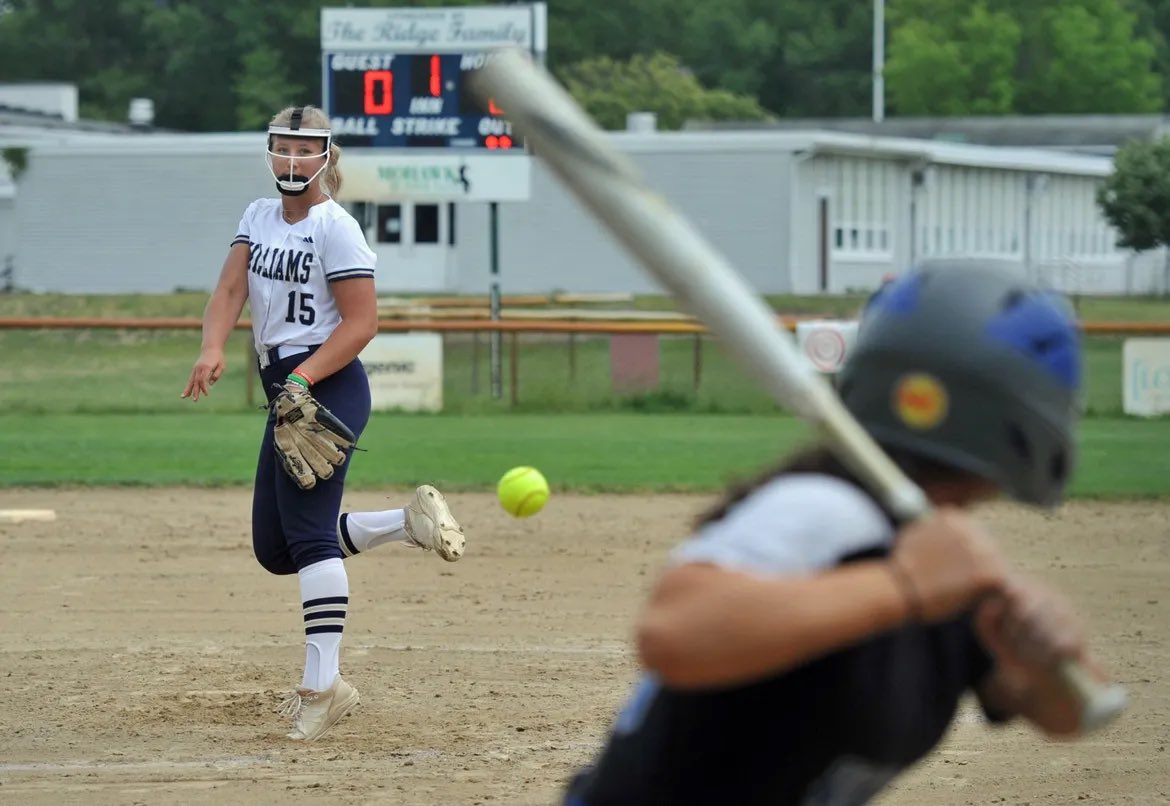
837;264;1081;507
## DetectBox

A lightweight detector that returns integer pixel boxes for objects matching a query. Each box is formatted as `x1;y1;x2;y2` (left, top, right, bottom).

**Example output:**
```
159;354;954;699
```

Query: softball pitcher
566;266;1118;805
182;105;465;742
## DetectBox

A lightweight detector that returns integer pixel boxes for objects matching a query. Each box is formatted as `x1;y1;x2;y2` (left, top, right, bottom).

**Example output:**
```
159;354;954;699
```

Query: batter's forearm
637;562;912;689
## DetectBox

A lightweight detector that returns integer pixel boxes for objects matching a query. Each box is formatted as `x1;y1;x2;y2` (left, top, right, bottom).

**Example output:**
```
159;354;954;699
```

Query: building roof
0;129;261;152
687;114;1170;153
1;126;1114;178
611;129;1113;175
0;103;144;134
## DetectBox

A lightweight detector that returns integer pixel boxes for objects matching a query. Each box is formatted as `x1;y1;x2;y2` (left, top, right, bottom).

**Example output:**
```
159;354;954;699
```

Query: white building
0;122;1159;295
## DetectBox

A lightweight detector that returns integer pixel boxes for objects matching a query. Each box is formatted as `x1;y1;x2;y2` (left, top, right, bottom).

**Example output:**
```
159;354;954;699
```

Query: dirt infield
1;488;1166;805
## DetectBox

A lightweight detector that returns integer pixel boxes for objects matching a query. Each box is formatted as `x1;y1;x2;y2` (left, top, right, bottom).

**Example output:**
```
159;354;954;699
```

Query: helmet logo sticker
893;373;949;430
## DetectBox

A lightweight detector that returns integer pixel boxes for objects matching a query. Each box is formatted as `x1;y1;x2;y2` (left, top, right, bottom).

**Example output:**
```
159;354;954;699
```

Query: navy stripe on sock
339;514;360;556
303;595;349;608
304;610;348;623
306;624;345;635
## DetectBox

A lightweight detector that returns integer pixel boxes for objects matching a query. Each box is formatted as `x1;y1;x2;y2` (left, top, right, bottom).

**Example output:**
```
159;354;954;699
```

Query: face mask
266;113;332;196
266;144;330;195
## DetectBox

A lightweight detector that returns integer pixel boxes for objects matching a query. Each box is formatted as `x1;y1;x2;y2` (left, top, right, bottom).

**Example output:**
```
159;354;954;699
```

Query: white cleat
404;485;465;562
278;675;360;742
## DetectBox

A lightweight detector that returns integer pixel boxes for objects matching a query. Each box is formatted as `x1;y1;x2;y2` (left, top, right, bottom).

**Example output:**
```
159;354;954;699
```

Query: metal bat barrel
469;47;1128;733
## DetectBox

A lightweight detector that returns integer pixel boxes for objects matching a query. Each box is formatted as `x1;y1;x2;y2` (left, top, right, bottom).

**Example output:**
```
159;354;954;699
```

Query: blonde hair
269;105;343;197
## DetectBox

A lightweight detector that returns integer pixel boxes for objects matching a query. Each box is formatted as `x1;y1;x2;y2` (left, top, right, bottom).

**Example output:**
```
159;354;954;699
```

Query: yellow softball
497;466;550;518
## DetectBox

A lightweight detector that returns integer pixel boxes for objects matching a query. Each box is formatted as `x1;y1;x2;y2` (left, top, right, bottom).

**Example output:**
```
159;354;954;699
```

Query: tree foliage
0;0;1169;130
1096;138;1170;251
885;4;1021;115
1130;0;1170;110
1013;0;1162;114
559;52;769;131
753;0;875;117
885;0;1162;116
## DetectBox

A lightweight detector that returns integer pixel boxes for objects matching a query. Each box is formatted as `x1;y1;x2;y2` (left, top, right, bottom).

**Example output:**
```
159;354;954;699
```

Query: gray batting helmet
837;264;1081;506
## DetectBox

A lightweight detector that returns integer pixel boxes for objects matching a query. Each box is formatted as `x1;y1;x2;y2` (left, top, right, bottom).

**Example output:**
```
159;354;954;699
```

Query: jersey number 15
285;291;316;326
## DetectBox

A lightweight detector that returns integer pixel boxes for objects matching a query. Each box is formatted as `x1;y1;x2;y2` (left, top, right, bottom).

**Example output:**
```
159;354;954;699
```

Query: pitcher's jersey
232;198;375;354
567;474;1001;806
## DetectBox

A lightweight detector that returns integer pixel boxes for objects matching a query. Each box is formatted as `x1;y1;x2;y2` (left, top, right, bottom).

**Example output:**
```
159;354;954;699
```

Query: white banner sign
321;6;545;53
360;333;444;412
337;153;531;202
1122;338;1170;416
795;319;860;373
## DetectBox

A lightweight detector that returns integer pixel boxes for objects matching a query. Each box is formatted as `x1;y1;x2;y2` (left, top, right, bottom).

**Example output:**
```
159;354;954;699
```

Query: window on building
376;205;402;244
415;204;440;244
823;156;894;259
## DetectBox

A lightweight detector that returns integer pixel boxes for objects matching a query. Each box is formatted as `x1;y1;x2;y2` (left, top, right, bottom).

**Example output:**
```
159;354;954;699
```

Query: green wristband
286;373;310;389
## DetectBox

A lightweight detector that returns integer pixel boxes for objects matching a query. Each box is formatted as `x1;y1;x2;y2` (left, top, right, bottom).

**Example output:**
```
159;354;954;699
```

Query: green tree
885;4;1020;115
548;0;871;118
234;47;304;131
224;0;318;130
1015;0;1161;113
558;52;770;131
0;0;323;130
1128;0;1170;110
678;0;778;99
547;0;690;70
1096;138;1170;251
0;0;866;128
142;1;245;131
886;0;1163;115
0;0;159;121
750;0;875;117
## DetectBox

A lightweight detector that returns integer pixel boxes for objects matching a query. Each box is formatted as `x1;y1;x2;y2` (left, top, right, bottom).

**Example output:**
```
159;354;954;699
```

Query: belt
258;344;313;370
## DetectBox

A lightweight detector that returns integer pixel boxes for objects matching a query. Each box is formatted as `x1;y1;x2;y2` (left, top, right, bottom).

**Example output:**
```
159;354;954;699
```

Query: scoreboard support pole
489;201;503;400
320;6;545;405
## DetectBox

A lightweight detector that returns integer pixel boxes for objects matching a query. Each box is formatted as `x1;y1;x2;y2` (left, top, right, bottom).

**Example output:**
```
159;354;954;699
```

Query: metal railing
2;316;1168;408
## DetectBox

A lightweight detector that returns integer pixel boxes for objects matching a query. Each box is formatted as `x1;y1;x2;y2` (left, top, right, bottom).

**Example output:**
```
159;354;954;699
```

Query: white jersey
232;197;376;354
670;474;892;576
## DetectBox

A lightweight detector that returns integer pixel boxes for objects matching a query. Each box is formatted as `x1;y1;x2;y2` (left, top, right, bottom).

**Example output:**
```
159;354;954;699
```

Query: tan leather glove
270;384;356;490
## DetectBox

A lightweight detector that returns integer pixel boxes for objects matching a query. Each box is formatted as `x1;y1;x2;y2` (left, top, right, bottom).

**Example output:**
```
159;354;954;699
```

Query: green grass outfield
2;292;1167;497
0;317;1153;416
4;290;1170;320
1;412;1167;498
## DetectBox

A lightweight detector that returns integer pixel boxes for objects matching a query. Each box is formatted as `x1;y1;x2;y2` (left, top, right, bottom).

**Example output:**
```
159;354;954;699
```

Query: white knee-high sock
298;558;348;692
337;509;408;556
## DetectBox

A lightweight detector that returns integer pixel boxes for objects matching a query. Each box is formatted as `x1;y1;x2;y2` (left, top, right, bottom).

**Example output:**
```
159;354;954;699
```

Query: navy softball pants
252;347;372;575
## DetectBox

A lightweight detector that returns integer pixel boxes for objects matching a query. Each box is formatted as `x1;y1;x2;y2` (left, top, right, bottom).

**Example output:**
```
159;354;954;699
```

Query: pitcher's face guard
266;108;331;196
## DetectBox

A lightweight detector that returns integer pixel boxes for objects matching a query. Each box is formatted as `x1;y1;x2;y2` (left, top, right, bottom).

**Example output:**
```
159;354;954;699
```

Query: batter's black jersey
566;474;1002;806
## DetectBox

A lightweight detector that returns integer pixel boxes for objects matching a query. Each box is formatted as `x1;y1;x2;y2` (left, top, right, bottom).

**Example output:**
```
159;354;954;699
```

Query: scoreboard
320;5;544;202
323;51;518;150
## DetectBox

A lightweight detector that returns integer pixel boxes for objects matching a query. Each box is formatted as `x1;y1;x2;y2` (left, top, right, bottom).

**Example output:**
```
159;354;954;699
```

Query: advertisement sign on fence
1123;338;1170;417
360;333;443;412
795;319;860;374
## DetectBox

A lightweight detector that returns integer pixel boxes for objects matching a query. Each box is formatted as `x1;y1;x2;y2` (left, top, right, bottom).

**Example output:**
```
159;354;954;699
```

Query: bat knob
1079;682;1129;733
1059;660;1128;733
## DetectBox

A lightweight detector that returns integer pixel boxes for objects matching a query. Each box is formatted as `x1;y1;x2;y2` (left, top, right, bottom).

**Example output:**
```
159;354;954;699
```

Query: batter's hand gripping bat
469;49;1127;733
